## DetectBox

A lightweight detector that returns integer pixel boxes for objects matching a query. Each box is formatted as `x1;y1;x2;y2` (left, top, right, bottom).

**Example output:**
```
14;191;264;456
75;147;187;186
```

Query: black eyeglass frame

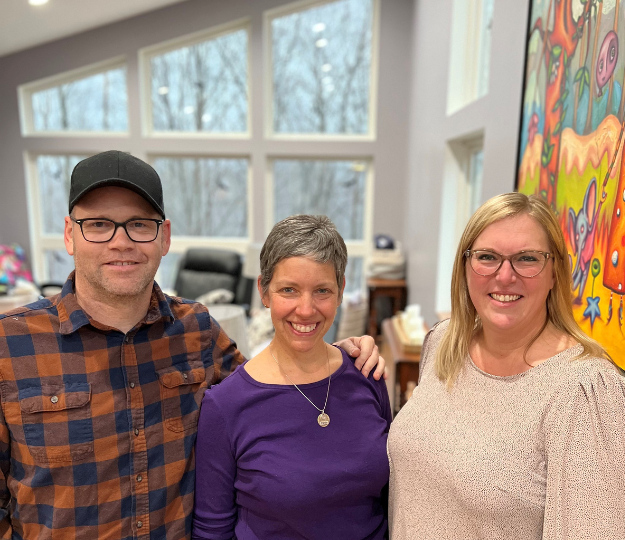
71;217;164;243
464;249;553;278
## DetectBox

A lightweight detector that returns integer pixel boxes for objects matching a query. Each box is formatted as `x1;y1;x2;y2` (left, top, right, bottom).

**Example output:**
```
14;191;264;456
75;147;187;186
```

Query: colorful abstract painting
518;0;624;365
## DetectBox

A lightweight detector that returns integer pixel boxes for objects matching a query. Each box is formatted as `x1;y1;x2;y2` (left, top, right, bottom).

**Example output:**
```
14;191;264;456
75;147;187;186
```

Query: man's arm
0;397;13;539
334;335;386;380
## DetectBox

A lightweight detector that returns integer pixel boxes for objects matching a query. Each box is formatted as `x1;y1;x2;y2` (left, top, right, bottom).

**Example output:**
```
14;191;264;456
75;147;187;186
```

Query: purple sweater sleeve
192;391;237;540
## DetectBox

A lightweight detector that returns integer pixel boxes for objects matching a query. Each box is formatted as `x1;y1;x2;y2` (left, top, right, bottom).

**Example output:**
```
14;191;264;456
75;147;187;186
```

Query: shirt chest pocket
19;383;94;464
157;364;207;433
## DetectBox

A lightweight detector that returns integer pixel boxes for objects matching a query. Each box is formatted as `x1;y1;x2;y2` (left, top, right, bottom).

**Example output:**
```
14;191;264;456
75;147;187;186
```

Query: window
36;155;85;234
158;252;183;292
272;159;367;239
45;250;75;284
268;0;377;136
22;7;378;294
446;0;494;114
25;154;87;282
151;156;249;237
269;157;372;291
19;58;128;135
142;22;249;135
435;135;484;314
344;257;364;294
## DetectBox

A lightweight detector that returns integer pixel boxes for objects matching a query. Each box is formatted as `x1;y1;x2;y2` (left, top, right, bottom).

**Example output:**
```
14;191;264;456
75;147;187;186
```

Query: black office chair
173;248;254;310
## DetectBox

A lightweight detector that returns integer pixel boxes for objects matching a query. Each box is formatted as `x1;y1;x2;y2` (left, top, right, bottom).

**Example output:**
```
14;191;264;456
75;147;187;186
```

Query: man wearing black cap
0;150;383;539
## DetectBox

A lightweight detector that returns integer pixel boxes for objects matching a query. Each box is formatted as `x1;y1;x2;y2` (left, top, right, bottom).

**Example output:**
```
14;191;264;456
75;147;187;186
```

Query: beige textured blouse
388;320;625;539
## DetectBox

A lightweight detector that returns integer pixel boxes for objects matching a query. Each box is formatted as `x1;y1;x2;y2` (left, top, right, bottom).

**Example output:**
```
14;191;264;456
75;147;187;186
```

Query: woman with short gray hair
194;215;391;540
259;214;348;298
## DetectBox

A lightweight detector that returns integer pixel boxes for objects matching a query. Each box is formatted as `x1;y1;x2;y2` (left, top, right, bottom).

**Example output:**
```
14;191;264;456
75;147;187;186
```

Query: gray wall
404;0;530;323
0;0;413;268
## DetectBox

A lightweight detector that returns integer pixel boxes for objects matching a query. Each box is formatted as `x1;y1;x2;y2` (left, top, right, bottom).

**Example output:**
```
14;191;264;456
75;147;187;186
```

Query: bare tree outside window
158;252;183;291
271;0;373;134
45;250;75;283
344;256;363;293
150;29;248;133
37;155;86;234
31;69;127;132
152;157;248;237
273;159;366;240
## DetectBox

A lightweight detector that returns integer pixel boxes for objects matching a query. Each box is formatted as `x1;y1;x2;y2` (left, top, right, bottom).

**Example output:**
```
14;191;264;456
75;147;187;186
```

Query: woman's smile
262;256;343;357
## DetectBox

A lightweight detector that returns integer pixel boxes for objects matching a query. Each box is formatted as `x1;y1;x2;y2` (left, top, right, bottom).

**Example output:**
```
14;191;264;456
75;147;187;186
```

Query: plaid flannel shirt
0;273;243;539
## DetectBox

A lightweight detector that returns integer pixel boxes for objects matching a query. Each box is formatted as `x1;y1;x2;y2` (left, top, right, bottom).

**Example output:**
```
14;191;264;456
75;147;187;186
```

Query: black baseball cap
69;150;165;218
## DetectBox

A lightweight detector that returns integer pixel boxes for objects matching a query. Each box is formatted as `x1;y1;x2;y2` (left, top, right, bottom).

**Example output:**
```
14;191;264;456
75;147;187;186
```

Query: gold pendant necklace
270;345;331;428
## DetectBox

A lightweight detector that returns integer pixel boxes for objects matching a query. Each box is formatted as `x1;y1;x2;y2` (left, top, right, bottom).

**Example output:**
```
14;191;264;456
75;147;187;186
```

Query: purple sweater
192;348;391;540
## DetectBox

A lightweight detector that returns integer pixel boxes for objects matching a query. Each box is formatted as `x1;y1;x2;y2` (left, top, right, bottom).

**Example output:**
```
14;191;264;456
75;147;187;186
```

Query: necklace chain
269;345;331;414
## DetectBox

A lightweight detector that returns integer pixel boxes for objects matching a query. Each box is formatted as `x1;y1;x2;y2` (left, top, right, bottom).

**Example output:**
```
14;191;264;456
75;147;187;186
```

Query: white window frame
138;18;252;139
435;134;484;315
21;5;379;295
446;0;494;115
264;0;381;141
24;151;89;281
147;152;253;263
18;56;130;138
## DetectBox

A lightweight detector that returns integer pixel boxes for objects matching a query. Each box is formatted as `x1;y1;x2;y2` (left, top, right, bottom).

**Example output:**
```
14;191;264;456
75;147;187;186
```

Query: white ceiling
0;0;190;58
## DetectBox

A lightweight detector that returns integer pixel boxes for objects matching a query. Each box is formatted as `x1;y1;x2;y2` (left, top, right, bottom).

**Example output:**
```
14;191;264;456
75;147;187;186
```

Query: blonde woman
388;193;625;539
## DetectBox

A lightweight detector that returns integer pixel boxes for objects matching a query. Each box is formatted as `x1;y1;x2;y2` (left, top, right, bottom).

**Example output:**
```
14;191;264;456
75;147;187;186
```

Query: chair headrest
183;248;242;275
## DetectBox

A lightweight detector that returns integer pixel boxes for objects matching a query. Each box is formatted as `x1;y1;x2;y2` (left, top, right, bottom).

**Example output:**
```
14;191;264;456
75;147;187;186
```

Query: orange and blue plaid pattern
0;273;243;539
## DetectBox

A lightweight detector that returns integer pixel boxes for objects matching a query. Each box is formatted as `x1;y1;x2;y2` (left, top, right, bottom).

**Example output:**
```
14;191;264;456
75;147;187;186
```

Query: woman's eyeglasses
464;249;552;278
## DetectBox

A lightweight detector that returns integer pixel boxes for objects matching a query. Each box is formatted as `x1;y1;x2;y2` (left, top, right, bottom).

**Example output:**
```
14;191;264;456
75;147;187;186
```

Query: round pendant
317;412;330;427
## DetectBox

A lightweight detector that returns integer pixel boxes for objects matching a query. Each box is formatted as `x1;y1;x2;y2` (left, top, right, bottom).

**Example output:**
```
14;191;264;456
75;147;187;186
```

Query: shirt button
183;373;188;380
137;474;143;482
129;382;135;389
134;428;139;436
50;396;59;404
137;521;143;528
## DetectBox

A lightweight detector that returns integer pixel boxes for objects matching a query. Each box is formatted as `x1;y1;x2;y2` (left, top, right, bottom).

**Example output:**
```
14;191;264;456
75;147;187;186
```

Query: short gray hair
260;215;347;297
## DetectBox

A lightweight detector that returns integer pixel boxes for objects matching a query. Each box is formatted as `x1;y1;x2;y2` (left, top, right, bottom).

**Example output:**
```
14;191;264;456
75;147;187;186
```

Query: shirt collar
57;271;175;335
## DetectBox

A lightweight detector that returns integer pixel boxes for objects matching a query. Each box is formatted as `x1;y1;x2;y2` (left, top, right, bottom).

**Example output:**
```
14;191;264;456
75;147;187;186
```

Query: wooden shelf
381;317;421;416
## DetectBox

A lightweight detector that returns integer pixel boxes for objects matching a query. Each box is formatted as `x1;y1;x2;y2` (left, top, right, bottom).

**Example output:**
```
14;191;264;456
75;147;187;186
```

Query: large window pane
45;250;74;283
152;157;248;237
273;159;367;240
271;0;374;135
469;148;484;213
37;155;86;234
32;68;128;132
158;252;183;292
477;0;494;98
345;256;364;293
150;29;248;133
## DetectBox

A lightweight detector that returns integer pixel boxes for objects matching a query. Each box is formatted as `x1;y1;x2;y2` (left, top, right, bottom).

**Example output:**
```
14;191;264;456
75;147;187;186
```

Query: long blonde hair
435;192;610;387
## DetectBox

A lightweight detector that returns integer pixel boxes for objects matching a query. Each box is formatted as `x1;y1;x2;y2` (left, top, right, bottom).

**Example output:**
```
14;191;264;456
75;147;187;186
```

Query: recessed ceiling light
29;0;49;6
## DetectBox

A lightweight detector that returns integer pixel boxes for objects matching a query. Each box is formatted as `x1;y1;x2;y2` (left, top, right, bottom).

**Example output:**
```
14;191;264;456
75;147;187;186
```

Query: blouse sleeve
192;389;237;540
542;366;625;539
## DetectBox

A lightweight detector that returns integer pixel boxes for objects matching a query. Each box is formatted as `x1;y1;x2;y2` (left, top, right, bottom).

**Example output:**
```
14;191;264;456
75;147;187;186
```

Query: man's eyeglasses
464;249;552;278
71;218;163;243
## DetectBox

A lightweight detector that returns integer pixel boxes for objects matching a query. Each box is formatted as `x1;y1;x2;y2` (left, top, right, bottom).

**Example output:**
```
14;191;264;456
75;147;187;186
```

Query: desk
367;278;407;336
381;318;421;416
